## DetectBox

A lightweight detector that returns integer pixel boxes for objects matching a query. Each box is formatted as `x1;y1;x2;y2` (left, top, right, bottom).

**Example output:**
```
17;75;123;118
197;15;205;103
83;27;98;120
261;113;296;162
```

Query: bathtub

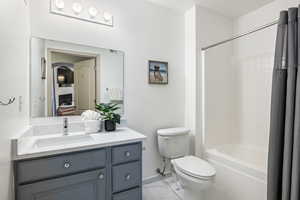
204;144;268;200
206;144;267;181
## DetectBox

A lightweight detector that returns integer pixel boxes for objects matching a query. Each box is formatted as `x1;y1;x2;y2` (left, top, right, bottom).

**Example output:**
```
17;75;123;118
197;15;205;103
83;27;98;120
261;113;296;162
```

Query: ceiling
146;0;274;17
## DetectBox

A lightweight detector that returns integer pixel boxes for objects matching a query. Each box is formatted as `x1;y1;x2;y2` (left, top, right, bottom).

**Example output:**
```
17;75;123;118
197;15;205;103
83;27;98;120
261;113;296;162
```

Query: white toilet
157;127;216;200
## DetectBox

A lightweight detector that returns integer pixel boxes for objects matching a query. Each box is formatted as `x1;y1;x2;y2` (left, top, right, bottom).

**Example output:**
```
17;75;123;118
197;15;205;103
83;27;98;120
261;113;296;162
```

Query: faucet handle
63;118;69;136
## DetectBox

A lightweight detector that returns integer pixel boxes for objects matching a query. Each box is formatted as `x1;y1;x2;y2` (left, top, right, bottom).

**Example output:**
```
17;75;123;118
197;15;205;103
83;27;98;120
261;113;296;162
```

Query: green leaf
95;103;121;123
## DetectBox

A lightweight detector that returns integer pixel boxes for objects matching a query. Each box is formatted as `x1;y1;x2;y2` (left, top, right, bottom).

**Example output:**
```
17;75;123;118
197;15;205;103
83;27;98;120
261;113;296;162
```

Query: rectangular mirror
30;37;124;118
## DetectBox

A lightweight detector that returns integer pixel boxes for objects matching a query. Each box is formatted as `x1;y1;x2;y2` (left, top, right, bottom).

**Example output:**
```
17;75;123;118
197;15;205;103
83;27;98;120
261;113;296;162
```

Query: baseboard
142;172;172;185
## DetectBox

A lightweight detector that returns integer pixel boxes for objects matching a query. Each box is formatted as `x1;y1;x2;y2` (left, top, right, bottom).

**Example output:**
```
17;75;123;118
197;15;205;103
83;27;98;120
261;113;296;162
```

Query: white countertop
12;126;146;161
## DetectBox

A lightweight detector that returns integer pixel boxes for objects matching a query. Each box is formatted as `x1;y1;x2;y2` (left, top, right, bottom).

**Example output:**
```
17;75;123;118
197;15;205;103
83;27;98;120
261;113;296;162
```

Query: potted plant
95;103;121;132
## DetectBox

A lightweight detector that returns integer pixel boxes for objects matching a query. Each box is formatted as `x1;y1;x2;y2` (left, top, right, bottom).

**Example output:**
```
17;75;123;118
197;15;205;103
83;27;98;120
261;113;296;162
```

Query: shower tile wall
204;42;239;148
232;25;276;151
204;28;275;152
233;53;273;150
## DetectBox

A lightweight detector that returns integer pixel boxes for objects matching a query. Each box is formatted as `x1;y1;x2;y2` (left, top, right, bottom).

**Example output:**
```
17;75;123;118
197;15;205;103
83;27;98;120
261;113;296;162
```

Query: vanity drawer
112;143;141;165
113;187;141;200
112;161;141;193
17;149;106;184
18;169;106;200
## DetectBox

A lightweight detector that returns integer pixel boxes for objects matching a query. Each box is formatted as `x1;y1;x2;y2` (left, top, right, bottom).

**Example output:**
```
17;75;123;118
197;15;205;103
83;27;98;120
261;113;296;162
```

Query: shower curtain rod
201;19;279;51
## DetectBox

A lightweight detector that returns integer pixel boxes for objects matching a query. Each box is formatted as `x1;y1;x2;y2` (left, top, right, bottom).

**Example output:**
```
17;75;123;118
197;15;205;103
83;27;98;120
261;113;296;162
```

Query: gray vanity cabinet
18;169;106;200
14;142;142;200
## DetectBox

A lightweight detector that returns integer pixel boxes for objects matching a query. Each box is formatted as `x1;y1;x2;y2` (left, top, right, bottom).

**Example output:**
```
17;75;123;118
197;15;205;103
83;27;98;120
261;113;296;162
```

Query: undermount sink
33;134;94;148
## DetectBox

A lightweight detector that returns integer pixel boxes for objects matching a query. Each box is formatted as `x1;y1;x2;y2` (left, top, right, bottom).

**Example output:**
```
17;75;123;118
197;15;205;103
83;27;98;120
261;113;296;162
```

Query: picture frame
148;60;168;84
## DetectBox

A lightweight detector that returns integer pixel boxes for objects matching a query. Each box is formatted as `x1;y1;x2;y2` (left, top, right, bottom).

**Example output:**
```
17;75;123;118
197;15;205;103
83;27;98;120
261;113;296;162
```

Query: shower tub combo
200;12;275;200
204;144;267;200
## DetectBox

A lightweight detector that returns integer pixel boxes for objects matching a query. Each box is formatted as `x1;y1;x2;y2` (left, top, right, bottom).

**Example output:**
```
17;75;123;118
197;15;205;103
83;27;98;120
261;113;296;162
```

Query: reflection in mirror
30;37;124;118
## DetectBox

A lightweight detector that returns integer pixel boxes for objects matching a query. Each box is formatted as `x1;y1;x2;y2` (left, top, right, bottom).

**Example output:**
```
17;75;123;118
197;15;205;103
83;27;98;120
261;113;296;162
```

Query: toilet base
173;166;214;200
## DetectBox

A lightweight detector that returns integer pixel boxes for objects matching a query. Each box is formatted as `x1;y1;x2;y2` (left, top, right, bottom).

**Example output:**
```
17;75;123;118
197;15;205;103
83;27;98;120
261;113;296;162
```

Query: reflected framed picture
148;60;168;84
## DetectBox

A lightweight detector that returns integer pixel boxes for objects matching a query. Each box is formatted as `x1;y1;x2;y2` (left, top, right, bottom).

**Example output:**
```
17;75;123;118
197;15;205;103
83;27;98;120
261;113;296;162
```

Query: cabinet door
18;169;106;200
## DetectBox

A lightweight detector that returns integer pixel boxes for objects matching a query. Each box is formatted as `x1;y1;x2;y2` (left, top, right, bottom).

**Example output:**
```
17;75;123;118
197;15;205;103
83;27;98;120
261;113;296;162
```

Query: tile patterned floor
143;177;183;200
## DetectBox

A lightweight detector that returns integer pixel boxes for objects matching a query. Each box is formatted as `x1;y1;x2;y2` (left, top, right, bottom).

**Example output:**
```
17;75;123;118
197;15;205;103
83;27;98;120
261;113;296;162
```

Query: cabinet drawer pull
125;151;131;157
98;173;104;180
64;162;71;169
125;174;131;181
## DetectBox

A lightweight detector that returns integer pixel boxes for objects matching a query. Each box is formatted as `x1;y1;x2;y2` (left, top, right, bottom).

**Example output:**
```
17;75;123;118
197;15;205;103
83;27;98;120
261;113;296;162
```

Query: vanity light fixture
88;7;98;18
55;0;65;10
50;0;113;26
72;2;82;15
103;12;112;22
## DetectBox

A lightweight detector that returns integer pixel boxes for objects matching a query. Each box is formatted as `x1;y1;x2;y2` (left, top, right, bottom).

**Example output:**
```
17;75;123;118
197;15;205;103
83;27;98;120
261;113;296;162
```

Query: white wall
0;1;30;200
29;0;185;179
185;6;197;155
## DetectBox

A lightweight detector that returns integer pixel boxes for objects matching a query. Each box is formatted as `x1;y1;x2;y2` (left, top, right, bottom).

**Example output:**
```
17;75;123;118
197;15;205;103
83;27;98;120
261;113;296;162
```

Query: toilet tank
157;127;190;159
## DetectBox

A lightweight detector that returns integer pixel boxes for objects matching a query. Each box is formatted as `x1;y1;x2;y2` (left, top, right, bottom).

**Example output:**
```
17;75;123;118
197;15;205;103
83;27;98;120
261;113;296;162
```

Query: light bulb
55;0;65;10
103;12;112;22
72;2;82;15
57;75;65;83
88;7;98;18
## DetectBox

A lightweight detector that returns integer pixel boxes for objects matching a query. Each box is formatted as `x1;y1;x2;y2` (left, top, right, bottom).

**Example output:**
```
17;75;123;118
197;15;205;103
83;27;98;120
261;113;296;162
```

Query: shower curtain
268;7;300;200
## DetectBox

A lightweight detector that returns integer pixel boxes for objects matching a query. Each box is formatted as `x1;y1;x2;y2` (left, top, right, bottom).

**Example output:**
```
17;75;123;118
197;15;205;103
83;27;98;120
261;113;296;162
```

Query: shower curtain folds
268;7;300;200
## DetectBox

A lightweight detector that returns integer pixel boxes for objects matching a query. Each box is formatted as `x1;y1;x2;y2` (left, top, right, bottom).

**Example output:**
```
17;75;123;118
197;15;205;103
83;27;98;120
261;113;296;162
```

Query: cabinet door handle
64;162;71;169
98;173;104;180
125;151;131;157
125;174;131;181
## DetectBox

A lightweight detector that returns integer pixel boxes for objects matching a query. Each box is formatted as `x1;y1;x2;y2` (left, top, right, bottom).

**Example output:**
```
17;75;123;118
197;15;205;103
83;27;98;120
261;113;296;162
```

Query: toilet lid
157;127;190;136
173;156;216;179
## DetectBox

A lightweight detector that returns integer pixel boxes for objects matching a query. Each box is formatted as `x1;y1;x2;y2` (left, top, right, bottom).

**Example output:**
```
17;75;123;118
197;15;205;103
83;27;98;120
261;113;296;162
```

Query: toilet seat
172;156;216;180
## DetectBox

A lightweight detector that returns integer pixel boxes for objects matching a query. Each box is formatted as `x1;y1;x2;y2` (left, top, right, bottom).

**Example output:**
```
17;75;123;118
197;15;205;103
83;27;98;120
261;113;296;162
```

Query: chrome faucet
63;118;68;136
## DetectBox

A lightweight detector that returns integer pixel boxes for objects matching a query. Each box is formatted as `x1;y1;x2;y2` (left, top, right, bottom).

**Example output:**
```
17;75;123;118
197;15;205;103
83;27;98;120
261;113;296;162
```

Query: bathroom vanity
14;37;144;200
12;123;146;200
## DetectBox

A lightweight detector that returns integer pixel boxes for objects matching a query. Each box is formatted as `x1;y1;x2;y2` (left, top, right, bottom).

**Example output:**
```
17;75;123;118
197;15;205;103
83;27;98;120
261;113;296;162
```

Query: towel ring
0;97;16;106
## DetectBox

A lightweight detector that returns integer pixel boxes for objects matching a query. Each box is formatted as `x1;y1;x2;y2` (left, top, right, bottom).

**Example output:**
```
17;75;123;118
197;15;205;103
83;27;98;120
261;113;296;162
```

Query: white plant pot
84;120;102;134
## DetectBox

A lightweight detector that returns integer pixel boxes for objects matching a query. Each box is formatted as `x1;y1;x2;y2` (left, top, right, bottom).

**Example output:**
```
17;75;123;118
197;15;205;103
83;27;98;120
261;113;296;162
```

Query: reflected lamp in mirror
57;75;65;84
